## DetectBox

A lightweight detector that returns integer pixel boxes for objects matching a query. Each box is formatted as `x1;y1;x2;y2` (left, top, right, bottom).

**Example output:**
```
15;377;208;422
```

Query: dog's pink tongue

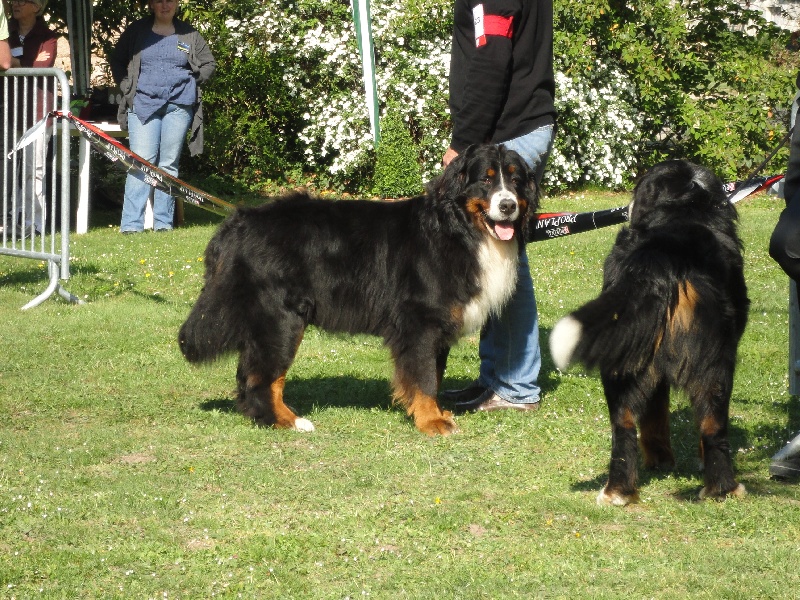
495;222;515;241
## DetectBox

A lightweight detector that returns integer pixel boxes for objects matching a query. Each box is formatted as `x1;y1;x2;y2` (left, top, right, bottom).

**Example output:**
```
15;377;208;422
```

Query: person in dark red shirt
442;0;557;413
8;0;57;237
0;2;10;70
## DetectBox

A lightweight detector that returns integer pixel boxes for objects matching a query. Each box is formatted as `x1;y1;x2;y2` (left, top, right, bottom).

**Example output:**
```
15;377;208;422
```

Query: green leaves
81;0;800;192
373;108;424;198
556;0;799;180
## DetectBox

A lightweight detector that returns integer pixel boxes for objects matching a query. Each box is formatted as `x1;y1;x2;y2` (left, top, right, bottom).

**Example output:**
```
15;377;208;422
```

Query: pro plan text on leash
549;160;749;505
179;145;538;436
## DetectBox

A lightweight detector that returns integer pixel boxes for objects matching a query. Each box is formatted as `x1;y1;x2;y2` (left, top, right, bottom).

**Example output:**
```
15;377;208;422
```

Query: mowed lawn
1;191;799;598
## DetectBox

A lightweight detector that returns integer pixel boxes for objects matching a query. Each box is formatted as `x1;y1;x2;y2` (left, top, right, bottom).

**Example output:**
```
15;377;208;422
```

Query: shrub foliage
86;0;800;195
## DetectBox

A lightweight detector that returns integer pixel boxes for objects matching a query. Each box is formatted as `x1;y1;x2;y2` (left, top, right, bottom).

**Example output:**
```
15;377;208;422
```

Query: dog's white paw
293;417;315;432
549;315;582;371
596;488;637;506
699;482;746;500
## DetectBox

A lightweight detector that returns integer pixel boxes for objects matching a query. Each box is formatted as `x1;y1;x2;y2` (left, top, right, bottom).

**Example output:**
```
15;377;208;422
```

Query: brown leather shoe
453;389;540;415
440;381;487;404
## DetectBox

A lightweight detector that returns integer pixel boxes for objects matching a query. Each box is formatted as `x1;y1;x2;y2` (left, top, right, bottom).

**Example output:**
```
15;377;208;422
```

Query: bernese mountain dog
549;159;750;504
178;144;538;436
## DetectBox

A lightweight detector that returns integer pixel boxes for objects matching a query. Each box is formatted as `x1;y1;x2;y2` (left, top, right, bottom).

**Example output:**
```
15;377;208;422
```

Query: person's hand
442;147;459;168
36;50;51;63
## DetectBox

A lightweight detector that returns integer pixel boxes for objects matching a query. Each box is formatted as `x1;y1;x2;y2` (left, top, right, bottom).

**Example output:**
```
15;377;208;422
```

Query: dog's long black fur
179;144;538;435
549;159;749;504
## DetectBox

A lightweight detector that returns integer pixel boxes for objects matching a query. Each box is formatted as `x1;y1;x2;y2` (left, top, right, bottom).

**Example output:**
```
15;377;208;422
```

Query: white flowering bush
547;64;642;189
204;0;641;192
191;0;796;194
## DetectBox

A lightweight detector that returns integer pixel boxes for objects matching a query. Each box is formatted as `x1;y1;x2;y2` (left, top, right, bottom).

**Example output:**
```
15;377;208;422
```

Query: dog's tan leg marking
245;373;314;433
618;407;637;429
699;414;721;437
407;391;458;436
271;329;314;432
269;375;315;432
393;376;457;436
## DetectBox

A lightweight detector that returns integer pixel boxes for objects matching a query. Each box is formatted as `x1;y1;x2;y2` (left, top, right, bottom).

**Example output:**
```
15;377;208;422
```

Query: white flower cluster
547;63;643;189
223;1;643;190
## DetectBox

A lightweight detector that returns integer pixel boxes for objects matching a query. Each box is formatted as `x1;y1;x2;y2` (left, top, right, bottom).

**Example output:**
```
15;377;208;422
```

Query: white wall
749;0;800;30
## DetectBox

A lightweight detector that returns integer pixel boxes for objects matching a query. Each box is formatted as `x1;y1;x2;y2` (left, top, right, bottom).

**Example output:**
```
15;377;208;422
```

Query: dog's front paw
416;411;459;436
596;487;639;506
292;417;316;432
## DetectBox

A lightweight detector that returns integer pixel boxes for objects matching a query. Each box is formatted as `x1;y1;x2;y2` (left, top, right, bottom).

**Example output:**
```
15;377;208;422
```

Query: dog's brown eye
482;176;493;184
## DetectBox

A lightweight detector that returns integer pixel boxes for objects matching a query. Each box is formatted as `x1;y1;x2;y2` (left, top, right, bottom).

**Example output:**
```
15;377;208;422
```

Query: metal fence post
0;67;79;309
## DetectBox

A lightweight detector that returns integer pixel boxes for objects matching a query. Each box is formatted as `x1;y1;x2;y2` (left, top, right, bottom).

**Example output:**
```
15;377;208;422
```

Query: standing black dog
178;145;537;436
549;160;749;505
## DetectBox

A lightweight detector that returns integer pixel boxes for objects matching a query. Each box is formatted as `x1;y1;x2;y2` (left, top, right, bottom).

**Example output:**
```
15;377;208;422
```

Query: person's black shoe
770;433;800;480
453;388;540;415
440;381;486;404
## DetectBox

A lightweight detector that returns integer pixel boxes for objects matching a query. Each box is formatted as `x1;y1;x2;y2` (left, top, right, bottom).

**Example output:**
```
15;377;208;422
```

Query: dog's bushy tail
549;280;668;375
178;226;250;364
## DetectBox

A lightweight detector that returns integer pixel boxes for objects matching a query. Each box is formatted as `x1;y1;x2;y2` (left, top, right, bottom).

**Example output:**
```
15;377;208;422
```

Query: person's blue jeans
476;124;555;403
121;102;193;232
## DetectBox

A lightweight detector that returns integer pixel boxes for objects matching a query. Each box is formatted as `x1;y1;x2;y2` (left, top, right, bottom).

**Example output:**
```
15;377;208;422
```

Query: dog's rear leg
692;378;745;500
597;375;642;506
236;328;314;432
391;347;457;436
639;378;676;471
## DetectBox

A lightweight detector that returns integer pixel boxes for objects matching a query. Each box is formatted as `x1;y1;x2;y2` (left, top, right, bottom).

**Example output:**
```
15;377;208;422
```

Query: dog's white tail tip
549;315;582;371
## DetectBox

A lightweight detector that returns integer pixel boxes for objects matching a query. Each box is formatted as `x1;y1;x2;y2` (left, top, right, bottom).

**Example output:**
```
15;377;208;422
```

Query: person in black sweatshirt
441;0;557;413
768;70;800;480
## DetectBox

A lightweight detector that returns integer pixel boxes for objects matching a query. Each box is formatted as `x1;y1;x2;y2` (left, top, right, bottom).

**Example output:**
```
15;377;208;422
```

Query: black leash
727;126;793;201
751;127;792;180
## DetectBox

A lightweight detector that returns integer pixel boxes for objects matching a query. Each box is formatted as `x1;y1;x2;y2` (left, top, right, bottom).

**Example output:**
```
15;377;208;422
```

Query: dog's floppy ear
428;145;477;201
520;176;540;245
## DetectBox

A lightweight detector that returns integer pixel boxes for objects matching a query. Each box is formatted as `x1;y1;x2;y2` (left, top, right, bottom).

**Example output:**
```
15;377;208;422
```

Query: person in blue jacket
110;0;216;233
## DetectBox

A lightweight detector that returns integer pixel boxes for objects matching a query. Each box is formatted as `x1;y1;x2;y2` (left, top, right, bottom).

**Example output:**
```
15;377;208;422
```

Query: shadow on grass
199;376;396;417
569;401;800;501
768;392;800;441
0;266;53;287
89;201;227;231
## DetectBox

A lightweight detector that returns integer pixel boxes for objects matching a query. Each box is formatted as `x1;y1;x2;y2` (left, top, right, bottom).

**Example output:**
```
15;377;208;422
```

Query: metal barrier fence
0;68;78;310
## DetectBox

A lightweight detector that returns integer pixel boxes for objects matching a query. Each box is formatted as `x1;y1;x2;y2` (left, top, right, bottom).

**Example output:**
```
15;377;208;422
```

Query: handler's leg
121;110;161;233
153;103;193;231
454;124;554;410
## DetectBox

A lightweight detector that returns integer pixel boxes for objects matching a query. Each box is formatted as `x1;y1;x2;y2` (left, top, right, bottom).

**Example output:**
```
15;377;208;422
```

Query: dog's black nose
499;198;517;216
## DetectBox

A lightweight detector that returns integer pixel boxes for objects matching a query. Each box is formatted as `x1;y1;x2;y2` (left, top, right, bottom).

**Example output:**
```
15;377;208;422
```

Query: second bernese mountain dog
549;159;749;504
179;144;538;436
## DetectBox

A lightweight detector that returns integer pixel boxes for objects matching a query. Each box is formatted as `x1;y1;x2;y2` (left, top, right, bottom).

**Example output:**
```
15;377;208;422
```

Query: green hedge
177;0;800;195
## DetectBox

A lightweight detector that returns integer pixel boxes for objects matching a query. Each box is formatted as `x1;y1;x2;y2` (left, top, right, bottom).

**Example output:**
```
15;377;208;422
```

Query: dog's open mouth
485;217;515;241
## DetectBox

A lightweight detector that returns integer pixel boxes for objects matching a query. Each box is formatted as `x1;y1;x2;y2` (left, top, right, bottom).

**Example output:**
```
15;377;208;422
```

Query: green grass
2;193;800;598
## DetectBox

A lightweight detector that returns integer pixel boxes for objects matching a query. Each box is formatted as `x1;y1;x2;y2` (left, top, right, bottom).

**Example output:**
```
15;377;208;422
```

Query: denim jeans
476;124;555;403
121;102;193;232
